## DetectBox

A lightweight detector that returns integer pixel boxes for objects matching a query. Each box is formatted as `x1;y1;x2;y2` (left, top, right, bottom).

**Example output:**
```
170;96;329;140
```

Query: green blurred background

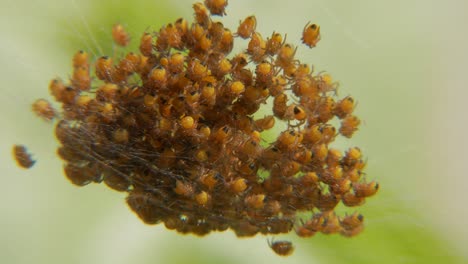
1;0;467;263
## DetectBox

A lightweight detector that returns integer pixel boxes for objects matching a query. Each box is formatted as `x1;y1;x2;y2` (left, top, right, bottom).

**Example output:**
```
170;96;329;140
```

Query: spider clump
33;0;378;255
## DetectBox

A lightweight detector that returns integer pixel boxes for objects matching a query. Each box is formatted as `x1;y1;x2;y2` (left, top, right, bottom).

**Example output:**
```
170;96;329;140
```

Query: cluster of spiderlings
33;0;379;252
